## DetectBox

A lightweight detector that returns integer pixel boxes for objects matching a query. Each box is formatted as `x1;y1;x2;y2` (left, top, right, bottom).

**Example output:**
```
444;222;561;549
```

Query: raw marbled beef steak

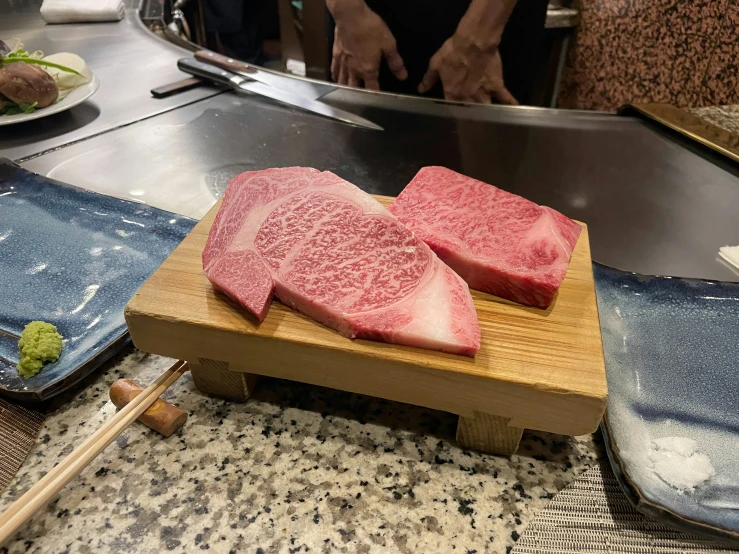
202;167;480;356
388;167;582;308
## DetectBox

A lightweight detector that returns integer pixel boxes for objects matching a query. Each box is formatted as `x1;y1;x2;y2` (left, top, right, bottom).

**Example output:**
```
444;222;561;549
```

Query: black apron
202;0;267;65
327;0;548;104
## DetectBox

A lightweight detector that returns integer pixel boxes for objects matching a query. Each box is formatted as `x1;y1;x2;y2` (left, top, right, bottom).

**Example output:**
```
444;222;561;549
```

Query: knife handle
151;76;204;98
195;49;256;75
177;58;238;87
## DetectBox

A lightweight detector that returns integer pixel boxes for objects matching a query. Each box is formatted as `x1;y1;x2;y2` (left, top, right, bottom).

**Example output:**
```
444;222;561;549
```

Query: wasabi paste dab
17;321;63;378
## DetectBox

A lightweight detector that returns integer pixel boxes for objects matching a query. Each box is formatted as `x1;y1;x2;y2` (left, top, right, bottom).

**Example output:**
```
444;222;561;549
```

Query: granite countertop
0;350;601;554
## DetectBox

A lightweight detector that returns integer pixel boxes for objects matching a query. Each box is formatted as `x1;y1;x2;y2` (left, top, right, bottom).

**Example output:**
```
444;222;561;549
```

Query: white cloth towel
40;0;125;23
718;245;739;271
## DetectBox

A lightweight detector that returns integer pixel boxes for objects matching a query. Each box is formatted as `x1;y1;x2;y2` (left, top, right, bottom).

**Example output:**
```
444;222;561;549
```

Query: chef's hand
419;38;516;104
418;0;518;104
328;0;407;90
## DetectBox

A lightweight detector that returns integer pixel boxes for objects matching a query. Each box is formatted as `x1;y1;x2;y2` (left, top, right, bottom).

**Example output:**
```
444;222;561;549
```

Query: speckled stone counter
0;351;602;554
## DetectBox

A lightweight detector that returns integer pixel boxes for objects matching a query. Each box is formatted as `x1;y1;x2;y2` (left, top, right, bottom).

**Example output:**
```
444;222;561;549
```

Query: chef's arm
326;0;407;89
325;0;366;21
456;0;518;51
419;0;518;104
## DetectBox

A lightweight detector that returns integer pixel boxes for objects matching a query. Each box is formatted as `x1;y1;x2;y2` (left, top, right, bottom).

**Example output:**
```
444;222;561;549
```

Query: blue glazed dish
595;262;739;541
0;160;195;401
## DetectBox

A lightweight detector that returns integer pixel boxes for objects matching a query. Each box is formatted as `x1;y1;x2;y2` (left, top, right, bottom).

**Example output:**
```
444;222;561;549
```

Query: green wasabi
17;321;63;378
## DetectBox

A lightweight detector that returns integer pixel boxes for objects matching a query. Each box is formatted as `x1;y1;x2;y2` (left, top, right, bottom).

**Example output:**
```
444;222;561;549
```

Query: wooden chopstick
0;360;189;546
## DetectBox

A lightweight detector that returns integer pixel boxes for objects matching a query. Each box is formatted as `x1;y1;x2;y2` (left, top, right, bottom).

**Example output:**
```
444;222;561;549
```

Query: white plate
0;73;100;126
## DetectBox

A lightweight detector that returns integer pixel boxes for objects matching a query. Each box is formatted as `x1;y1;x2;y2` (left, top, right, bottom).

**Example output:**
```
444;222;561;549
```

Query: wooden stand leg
188;358;258;402
456;412;524;456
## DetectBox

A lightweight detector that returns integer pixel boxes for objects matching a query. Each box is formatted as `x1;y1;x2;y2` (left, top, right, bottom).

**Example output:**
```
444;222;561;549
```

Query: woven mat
0;398;45;495
513;463;739;554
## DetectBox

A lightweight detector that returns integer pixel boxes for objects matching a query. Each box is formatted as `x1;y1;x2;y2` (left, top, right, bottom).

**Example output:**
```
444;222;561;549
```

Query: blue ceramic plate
595;262;739;541
0;161;195;401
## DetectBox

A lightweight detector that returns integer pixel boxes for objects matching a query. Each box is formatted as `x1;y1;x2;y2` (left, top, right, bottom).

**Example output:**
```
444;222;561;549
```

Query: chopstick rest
110;378;188;437
0;360;189;547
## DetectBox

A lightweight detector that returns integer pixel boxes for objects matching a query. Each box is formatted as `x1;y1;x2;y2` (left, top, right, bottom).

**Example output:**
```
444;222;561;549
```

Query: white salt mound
652;436;700;457
647;437;715;493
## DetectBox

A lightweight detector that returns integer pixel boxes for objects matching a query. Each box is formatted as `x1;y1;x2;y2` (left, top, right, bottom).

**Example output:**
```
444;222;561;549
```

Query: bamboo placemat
0;398;45;495
513;463;739;553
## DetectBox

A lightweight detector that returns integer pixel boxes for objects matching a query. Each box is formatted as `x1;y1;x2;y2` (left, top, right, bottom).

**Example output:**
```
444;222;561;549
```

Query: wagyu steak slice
388;167;582;308
202;167;480;356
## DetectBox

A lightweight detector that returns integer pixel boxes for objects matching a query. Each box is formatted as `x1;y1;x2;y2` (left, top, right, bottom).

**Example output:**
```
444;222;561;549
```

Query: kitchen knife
151;76;204;99
178;58;382;131
194;49;331;101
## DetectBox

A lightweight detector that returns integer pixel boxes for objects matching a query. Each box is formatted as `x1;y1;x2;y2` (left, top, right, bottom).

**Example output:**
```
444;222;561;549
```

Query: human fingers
418;66;439;94
362;67;380;91
337;59;349;85
493;85;518;106
331;30;341;82
382;40;408;81
330;55;338;83
444;90;468;102
473;91;491;104
348;71;360;88
364;77;380;90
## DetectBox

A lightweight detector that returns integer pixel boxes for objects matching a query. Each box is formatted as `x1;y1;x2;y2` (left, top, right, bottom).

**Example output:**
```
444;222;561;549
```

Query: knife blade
178;58;382;131
194;50;331;101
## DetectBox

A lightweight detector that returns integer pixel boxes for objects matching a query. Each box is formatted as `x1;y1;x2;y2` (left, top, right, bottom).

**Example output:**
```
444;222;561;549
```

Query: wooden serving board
125;196;606;456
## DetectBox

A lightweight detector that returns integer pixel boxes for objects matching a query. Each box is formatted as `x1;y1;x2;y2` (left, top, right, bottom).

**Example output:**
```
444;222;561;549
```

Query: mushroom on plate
0;61;59;108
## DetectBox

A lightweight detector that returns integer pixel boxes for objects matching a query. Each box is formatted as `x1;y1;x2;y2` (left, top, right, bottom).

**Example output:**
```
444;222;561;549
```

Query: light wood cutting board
125;196;606;456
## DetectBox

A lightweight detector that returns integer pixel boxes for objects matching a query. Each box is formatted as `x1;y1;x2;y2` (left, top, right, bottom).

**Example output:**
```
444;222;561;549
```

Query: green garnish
2;56;82;76
0;100;38;116
0;43;82;76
